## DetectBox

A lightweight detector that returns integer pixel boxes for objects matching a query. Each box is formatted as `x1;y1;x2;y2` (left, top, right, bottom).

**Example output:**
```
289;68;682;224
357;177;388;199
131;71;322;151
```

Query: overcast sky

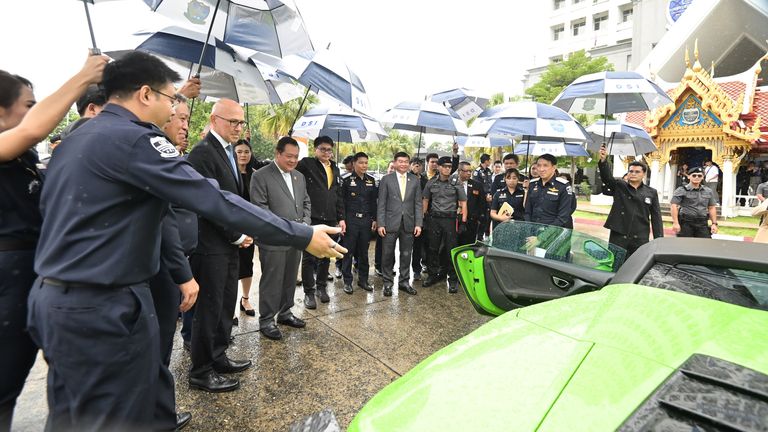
1;0;546;115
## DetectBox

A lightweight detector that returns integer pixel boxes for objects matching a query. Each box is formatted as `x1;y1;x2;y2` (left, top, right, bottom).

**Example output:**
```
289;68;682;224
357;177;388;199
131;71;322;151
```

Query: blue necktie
225;144;239;182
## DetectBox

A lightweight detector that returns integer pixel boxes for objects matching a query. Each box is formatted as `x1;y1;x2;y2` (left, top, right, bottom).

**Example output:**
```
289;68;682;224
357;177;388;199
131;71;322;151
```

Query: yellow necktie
325;163;332;189
399;174;406;200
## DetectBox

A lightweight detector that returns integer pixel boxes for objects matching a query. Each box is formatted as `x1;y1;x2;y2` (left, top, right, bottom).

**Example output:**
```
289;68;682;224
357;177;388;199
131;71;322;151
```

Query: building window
550;56;563;64
572;19;586;36
593;13;608;31
552;25;564;41
554;0;565;10
621;6;633;22
626;54;632;69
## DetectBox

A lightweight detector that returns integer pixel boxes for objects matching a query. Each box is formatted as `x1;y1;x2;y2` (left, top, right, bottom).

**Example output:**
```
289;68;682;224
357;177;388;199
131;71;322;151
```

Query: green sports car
349;221;768;431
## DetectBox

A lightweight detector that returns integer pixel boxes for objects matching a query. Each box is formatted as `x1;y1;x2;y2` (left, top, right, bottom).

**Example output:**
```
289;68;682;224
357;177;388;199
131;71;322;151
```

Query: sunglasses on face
690;174;704;177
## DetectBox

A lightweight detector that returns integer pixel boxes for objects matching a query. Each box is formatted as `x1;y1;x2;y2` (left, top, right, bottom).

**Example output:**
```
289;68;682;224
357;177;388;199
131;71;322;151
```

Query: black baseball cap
437;156;453;166
688;167;704;175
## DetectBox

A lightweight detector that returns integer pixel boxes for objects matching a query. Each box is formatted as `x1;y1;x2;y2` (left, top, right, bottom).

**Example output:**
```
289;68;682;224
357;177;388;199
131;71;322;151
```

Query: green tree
252;93;319;139
525;50;614;104
51;109;81;137
187;100;215;144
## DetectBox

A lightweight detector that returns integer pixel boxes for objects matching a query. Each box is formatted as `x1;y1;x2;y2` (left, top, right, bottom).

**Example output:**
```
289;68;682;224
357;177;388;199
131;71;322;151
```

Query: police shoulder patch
555;177;568;184
566;185;573;195
149;136;179;158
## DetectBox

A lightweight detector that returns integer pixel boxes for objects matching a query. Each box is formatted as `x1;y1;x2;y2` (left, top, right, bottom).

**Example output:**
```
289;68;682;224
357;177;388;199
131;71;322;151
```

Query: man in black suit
186;99;253;393
296;136;345;309
456;161;486;246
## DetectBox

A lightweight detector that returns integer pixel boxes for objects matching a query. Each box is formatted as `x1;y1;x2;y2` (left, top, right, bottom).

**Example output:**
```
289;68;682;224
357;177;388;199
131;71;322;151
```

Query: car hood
348;284;768;431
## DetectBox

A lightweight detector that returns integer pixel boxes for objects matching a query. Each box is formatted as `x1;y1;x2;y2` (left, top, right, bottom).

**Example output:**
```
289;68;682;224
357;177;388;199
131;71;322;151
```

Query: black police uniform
411;172;429;277
0;150;42;430
525;176;575;228
598;160;663;256
340;172;377;287
423;174;467;284
458;177;487;245
472;165;493;239
671;182;717;238
27;104;313;431
490;186;526;230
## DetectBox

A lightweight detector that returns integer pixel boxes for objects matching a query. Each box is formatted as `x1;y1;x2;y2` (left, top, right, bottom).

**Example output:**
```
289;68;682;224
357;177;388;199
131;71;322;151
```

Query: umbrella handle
193;0;222;78
287;86;312;136
82;0;99;52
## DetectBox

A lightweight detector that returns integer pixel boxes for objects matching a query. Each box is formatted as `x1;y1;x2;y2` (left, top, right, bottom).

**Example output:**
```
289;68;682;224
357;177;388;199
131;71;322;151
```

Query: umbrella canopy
105;26;274;104
585;120;658;156
256;49;372;115
291;106;388;143
429;88;490;121
513;142;589;157
455;136;514;148
469;102;592;143
127;0;314;58
552;71;673;115
381;101;469;136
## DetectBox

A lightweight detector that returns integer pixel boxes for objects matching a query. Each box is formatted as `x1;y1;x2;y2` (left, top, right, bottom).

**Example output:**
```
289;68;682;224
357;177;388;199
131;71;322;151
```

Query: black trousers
148;265;182;430
302;219;337;295
608;231;649;257
458;219;479;246
427;216;458;281
374;235;383;272
189;250;239;377
258;248;301;328
412;216;429;275
678;217;711;238
27;279;160;432
0;250;38;432
341;220;371;285
382;225;414;288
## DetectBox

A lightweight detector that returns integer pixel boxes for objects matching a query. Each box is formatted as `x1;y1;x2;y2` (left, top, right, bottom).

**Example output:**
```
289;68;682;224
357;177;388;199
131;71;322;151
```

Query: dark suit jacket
377;171;423;232
296;157;344;223
250;162;311;251
187;132;243;254
463;178;487;221
598;160;663;239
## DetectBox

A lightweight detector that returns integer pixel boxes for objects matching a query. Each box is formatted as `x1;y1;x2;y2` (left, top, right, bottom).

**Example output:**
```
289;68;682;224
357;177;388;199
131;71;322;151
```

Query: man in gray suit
377;151;423;297
250;137;311;340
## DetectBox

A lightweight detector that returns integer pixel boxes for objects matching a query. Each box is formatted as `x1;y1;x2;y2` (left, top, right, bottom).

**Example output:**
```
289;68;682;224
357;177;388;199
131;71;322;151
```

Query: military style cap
688;167;704;175
437;156;453;166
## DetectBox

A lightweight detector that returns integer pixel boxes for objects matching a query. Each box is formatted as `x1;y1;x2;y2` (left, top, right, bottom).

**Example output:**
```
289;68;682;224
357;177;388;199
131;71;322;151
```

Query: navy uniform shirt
342;172;377;225
423;176;467;215
491;186;526;224
525;177;575;228
35;104;313;285
670;184;717;219
472;166;493;195
0;150;43;245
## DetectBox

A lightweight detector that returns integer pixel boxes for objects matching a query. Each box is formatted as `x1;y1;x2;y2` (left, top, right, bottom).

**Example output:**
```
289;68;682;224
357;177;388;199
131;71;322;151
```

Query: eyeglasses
690;173;704;178
150;88;180;105
214;114;247;128
440;164;453;168
316;147;333;153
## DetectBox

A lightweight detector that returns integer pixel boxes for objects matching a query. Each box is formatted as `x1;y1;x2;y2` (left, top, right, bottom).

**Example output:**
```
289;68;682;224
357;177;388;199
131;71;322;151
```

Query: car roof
612;238;768;284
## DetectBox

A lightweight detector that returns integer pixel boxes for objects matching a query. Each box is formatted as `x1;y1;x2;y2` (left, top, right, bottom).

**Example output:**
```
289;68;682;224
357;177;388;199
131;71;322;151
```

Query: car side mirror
583;240;615;272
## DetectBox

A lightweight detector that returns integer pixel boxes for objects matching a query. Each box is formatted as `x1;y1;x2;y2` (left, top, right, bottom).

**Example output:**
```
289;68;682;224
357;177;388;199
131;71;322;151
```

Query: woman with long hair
234;139;257;316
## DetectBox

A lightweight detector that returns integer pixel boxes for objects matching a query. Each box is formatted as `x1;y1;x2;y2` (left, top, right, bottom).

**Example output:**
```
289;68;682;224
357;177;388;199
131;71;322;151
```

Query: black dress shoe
343;283;353;294
383;285;393;297
277;315;306;328
214;357;253;374
304;295;317;309
189;371;240;393
422;276;438;287
176;411;192;430
318;289;330;303
358;282;374;292
232;317;238;326
260;323;283;340
239;297;256;317
399;285;417;295
448;281;458;294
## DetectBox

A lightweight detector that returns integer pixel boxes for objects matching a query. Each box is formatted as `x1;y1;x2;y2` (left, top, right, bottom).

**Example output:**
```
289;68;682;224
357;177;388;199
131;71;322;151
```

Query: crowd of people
1;49;763;432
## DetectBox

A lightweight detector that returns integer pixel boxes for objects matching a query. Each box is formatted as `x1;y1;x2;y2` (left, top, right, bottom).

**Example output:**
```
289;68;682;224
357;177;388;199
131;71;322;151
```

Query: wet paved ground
13;221;611;432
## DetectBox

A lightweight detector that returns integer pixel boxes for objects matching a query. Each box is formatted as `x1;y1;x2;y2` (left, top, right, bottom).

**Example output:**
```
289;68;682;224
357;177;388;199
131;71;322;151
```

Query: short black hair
493;160;502;165
504;168;521;179
410;157;423;165
459;161;472;169
537;153;557;166
342;155;354;165
628;160;647;173
503;153;519;163
76;85;106;116
314;135;334;148
394;151;410;161
0;70;32;109
425;153;439;163
102;51;181;100
480;153;491;163
353;152;368;162
276;136;299;153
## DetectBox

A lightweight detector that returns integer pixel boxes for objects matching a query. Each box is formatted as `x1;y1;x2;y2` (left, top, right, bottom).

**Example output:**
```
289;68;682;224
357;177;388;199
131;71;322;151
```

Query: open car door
452;221;627;316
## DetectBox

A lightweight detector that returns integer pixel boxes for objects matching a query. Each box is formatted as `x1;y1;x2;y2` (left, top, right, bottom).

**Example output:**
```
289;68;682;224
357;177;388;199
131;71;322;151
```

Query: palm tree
252;92;319;139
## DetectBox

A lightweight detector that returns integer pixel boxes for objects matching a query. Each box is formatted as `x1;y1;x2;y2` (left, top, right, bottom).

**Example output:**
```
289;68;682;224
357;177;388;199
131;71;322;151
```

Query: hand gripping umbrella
381;101;469;158
551;71;672;153
429;88;491;121
585;120;657;156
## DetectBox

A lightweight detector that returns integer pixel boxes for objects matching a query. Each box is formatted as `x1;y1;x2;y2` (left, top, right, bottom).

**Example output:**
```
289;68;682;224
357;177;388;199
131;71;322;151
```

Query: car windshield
487;221;627;272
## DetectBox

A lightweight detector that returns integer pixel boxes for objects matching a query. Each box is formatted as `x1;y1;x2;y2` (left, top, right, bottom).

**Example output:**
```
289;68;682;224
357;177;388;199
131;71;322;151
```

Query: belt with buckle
350;213;366;218
42;278;126;290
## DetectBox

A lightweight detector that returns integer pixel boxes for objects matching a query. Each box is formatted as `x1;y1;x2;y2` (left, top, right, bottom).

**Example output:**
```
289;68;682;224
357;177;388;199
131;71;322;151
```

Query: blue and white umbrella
106;26;275;104
469;102;592;143
552;71;673;115
456;136;514;148
382;101;469;157
291;106;388;144
429;88;490;121
585;120;657;156
513;142;589;157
